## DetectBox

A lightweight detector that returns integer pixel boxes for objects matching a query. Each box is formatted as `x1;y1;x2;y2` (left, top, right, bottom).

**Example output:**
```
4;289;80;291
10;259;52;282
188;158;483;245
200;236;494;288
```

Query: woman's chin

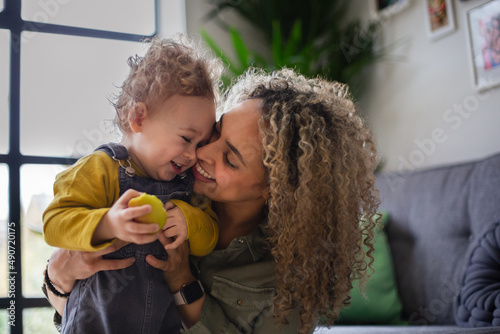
193;180;211;197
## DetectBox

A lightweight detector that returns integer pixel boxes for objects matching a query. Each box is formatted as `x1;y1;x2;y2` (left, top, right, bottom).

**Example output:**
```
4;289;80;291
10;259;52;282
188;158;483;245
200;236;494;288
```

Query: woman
44;68;379;334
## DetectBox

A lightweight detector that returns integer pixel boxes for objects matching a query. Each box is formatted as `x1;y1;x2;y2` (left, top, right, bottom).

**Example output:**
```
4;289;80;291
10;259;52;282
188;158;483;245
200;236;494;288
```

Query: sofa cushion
337;212;406;325
455;220;500;327
375;152;500;325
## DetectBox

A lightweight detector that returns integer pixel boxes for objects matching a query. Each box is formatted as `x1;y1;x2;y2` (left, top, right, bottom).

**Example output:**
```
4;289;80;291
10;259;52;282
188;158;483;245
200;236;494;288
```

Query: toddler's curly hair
113;36;223;134
223;68;380;334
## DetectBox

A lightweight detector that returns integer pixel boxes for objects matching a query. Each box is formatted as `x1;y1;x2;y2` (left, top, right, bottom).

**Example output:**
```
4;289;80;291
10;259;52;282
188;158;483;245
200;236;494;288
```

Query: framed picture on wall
371;0;410;18
466;0;500;91
424;0;456;41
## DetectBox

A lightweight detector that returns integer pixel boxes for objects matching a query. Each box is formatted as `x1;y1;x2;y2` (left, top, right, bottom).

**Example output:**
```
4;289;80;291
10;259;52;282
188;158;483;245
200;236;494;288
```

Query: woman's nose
196;141;215;163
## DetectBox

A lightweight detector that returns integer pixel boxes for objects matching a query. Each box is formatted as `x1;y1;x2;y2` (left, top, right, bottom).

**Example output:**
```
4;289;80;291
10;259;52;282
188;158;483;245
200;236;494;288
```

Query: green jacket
186;222;301;333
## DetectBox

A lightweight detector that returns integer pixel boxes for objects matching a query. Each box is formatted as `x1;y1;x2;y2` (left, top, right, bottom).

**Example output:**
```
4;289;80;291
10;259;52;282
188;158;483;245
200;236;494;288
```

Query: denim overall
62;143;193;334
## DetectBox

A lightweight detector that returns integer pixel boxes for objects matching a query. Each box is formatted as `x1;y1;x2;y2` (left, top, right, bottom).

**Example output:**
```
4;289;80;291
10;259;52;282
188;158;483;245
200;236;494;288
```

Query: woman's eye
182;136;192;143
223;152;237;169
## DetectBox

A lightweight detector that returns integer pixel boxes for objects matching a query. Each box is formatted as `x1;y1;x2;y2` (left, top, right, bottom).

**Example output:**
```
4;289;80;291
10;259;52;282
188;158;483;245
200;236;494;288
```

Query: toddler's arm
43;153;119;251
43;151;158;251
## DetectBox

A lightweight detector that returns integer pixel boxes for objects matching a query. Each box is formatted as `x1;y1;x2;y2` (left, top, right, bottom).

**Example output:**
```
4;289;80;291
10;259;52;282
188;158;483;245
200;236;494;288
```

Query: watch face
182;281;204;304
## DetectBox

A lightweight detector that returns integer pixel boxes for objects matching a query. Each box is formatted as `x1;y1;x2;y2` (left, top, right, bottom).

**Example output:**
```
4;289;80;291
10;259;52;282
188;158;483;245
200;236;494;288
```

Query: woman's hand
146;233;194;292
48;240;134;293
146;234;204;328
46;240;135;317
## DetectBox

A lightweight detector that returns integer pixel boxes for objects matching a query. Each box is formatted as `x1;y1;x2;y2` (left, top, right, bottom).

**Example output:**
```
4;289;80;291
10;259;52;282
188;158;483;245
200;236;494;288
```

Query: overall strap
95;142;129;160
95;143;136;178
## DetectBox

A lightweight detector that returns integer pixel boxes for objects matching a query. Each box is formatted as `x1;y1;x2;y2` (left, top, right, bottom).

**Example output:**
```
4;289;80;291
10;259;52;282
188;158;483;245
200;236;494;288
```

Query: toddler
43;37;221;334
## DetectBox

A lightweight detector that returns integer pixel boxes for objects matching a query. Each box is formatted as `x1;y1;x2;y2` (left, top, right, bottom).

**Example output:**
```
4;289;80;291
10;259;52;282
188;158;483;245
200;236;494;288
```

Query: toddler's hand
96;189;160;245
162;201;188;250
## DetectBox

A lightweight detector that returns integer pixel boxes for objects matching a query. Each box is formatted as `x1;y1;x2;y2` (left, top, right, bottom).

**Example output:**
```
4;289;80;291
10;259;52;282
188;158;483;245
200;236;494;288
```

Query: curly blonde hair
224;68;380;333
113;36;223;134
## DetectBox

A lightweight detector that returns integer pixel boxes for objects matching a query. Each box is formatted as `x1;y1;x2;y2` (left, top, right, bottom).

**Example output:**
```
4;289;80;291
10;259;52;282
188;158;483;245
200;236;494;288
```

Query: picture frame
424;0;456;41
370;0;411;19
466;0;500;91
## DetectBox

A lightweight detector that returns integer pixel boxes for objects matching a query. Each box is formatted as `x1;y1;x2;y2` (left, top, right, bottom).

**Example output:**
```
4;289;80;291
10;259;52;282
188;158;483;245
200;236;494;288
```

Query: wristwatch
173;280;204;305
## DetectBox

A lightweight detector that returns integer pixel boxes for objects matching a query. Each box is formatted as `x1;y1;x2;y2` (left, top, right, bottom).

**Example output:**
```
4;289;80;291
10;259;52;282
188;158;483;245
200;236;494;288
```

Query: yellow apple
128;193;167;230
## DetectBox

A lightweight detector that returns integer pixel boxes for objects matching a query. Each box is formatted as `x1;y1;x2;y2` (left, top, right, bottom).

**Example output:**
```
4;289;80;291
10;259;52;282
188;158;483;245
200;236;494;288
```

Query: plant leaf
200;29;240;77
271;20;283;66
229;27;249;71
283;20;303;59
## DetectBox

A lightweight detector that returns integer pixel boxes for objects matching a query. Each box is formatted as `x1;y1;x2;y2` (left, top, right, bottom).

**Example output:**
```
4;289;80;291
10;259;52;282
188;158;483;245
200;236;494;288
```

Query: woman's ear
128;102;148;133
262;188;271;201
263;190;272;206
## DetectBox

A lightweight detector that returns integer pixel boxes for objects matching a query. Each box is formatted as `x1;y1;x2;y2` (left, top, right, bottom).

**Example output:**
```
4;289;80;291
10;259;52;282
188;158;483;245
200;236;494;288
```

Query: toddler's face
129;94;215;181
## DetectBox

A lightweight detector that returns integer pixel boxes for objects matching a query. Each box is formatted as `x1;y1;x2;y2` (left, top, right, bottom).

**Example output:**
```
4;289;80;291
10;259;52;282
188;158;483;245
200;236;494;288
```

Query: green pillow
337;212;407;325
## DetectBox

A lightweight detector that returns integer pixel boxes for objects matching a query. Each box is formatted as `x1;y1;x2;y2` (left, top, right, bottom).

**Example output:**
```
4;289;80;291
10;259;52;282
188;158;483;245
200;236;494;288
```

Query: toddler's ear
129;102;148;133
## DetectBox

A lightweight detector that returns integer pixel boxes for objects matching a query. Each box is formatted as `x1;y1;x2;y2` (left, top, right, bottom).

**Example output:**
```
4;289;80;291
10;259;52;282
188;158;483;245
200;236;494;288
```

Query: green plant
202;0;385;98
201;19;317;87
201;27;266;87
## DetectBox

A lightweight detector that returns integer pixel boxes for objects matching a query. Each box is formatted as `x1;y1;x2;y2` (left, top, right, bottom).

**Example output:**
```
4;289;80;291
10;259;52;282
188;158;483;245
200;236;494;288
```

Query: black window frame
0;1;157;332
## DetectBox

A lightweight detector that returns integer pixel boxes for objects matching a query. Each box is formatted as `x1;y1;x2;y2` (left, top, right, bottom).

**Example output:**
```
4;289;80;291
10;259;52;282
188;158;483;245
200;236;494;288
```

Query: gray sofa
315;152;500;333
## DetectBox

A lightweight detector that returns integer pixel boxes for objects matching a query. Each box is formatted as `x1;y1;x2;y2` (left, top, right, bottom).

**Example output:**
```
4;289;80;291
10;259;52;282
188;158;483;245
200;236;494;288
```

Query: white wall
184;0;500;172
356;0;500;172
158;0;187;37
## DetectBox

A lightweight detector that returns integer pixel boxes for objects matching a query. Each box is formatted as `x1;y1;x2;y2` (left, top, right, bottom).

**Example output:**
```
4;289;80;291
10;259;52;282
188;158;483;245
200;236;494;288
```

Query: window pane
0;29;9;154
0;165;8;298
21;0;155;35
0;0;3;12
0;309;10;333
24;308;59;334
21;164;66;297
20;33;146;157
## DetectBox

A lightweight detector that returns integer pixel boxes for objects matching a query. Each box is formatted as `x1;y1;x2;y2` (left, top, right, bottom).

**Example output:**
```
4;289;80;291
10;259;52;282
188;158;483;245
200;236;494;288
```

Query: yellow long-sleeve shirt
43;150;218;256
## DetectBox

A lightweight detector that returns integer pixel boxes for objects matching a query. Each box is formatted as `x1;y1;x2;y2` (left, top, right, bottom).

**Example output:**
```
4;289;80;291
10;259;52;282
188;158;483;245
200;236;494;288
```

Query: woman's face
193;98;268;204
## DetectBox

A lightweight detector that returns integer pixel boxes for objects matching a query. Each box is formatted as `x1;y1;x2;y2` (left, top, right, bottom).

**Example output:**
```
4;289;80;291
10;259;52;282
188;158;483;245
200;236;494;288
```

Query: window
0;29;8;154
20;164;66;298
0;164;8;298
21;0;155;35
0;0;187;332
20;33;144;157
